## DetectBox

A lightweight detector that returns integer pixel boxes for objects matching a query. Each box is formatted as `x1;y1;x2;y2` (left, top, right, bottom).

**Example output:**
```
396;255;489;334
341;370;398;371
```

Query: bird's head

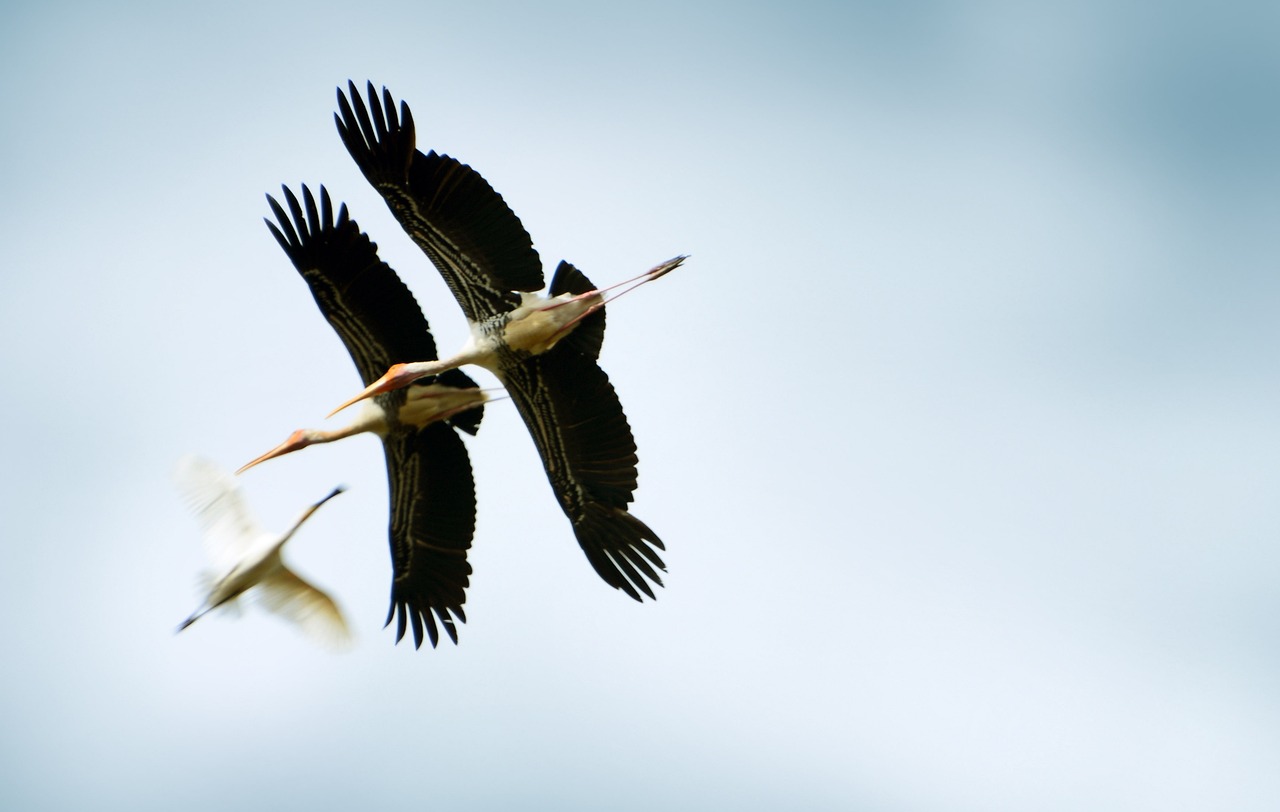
236;429;322;475
327;362;426;417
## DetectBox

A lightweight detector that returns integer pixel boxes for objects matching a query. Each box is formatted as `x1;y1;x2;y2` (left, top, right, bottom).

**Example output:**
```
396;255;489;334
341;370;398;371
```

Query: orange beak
327;363;414;418
236;429;313;475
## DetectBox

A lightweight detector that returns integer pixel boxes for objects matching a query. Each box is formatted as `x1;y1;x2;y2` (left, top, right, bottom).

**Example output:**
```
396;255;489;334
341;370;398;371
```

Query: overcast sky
2;1;1279;810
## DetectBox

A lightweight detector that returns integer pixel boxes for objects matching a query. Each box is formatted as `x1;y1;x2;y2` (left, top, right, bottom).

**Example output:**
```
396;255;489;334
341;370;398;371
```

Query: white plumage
174;454;351;650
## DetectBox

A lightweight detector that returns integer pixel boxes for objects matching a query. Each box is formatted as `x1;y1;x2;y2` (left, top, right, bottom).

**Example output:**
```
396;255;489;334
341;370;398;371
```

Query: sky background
2;1;1278;809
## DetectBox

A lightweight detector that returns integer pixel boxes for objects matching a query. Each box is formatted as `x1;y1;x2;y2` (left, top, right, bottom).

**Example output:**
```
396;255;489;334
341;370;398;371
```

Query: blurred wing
498;349;666;602
383;422;477;648
335;81;543;323
173;455;264;571
257;567;353;651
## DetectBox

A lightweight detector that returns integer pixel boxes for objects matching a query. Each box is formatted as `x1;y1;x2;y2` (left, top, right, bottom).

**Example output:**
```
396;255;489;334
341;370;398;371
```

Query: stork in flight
330;81;682;603
174;454;351;649
237;184;488;648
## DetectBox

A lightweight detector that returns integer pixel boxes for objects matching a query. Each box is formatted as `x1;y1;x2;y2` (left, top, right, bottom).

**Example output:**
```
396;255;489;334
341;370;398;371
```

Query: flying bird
238;184;488;648
174;454;350;649
331;81;681;602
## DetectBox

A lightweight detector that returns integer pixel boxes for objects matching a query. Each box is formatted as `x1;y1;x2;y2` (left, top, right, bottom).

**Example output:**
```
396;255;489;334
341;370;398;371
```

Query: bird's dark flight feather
335;81;543;323
499;346;665;601
265;184;482;432
265;184;482;646
334;83;668;603
547;260;606;360
384;424;476;648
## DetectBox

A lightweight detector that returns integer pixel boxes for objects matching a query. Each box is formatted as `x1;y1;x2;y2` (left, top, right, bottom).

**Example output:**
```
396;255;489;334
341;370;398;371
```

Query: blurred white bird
174;455;352;650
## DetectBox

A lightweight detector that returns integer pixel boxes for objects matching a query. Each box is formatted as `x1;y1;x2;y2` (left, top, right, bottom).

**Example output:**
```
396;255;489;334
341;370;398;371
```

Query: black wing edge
441;366;484;436
264;183;485;435
524;350;666;601
335;81;545;302
548;260;606;360
575;502;666;602
384;423;477;649
334;81;415;193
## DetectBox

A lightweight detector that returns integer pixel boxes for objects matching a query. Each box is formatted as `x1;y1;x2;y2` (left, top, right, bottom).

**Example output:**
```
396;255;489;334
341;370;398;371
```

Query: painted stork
174;454;351;649
238;184;487;648
330;81;681;602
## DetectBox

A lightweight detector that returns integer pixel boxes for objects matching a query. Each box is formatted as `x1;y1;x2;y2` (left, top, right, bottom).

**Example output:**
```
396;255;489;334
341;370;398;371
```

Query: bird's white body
198;538;286;612
174;455;351;650
372;289;604;385
477;289;605;361
400;381;492;427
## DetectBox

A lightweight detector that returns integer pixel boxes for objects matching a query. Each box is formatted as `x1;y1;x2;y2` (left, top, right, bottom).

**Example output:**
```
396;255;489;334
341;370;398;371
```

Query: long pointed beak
309;485;346;511
236;430;310;475
327;364;407;418
281;485;347;546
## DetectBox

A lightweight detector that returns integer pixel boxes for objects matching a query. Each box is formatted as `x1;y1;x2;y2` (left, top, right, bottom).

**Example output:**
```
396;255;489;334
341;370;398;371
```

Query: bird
330;80;681;602
173;454;351;649
237;184;488;648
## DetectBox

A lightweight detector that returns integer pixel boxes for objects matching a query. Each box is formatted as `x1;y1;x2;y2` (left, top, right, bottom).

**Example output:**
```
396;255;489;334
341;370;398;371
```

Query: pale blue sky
1;1;1278;810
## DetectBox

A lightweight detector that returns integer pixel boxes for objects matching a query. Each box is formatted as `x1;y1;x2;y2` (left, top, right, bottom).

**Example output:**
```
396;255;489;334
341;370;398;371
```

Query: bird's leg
541;255;687;313
544;256;687;339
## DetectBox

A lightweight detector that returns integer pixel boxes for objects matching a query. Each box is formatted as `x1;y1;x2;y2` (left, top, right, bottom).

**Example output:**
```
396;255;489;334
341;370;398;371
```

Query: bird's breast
500;291;602;357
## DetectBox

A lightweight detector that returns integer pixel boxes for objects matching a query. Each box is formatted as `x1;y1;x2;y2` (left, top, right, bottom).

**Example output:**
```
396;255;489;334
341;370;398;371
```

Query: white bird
174;455;351;650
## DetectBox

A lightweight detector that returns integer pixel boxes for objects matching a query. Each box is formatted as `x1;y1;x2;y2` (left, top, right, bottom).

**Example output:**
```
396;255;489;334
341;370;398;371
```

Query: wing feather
498;349;665;601
382;423;477;648
547;260;606;360
335;81;543;322
173;455;264;571
257;566;353;651
265;183;482;430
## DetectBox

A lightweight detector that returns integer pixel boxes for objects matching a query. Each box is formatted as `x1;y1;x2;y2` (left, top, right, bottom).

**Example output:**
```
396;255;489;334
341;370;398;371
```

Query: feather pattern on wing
497;346;665;601
383;423;477;648
265;184;482;432
335;81;544;323
264;184;483;645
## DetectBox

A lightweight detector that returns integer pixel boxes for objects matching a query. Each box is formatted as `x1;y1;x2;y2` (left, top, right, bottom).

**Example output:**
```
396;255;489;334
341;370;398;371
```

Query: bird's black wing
383;423;476;648
498;347;665;602
547;260;606;360
265;184;482;432
335;81;544;323
266;184;481;647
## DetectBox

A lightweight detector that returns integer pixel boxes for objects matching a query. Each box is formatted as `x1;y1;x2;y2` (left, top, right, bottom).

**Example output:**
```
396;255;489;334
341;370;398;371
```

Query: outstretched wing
264;183;482;432
547;259;606;360
258;566;354;651
499;347;665;602
173;454;264;572
382;422;478;648
335;81;544;323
